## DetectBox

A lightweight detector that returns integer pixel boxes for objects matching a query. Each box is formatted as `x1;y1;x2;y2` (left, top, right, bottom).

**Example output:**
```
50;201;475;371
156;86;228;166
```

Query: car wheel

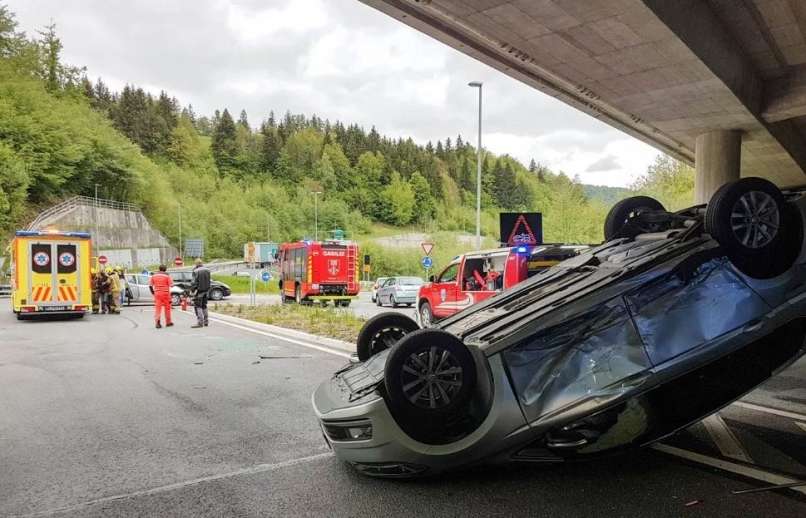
295;285;302;304
418;301;434;328
171;294;181;306
385;329;477;415
376;295;383;307
356;312;420;361
339;300;351;308
391;295;399;308
209;288;224;301
604;196;666;241
706;177;801;279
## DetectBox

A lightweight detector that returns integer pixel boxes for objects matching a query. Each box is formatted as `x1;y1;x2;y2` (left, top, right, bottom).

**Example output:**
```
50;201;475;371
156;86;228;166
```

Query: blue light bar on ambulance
516;246;528;253
15;230;91;238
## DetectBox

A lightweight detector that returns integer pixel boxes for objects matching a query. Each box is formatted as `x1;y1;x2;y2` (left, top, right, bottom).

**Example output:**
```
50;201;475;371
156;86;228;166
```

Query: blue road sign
421;256;433;269
261;271;271;282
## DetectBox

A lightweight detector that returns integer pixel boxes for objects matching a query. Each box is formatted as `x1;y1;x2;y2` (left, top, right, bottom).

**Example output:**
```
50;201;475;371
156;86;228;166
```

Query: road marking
20;451;334;517
796;422;806;434
653;444;806;496
145;308;352;359
206;316;352;359
702;414;753;463
733;401;806;422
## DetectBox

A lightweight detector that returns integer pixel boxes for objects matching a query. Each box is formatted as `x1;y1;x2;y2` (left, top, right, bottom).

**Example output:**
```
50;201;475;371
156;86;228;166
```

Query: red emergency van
278;240;360;306
417;244;587;326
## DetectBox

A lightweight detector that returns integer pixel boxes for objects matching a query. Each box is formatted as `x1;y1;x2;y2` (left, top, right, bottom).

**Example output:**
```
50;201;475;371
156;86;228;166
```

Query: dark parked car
167;270;231;301
313;178;806;478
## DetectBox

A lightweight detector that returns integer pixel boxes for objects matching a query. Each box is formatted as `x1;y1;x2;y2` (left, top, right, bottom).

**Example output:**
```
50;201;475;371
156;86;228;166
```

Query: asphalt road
2;299;806;517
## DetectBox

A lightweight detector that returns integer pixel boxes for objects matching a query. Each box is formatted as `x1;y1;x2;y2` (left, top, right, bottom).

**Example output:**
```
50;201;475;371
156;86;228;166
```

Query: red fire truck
417;244;587;326
278;240;360;306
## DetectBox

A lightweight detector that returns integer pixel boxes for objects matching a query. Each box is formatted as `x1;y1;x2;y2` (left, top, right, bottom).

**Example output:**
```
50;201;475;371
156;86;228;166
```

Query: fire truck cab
10;230;92;319
278;240;360;307
417;244;586;326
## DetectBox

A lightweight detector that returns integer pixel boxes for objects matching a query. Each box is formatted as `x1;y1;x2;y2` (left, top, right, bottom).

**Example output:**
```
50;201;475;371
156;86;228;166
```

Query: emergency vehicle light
516;246;528;253
15;230;91;238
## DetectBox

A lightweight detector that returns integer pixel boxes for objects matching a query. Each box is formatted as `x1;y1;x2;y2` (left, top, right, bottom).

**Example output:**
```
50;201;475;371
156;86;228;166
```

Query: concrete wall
33;204;177;268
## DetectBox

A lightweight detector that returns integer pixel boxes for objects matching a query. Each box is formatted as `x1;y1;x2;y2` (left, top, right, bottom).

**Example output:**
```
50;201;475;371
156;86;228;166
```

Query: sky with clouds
7;0;661;187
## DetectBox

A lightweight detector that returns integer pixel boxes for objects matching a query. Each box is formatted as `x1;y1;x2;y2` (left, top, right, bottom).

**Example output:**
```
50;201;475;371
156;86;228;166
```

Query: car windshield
398;277;423;286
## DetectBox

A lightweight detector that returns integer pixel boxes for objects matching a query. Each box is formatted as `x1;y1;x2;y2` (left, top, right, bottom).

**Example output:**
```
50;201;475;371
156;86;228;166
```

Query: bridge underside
361;0;806;198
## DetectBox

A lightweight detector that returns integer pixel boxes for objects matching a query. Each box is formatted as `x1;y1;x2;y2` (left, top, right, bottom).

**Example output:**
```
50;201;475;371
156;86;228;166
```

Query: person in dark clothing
190;258;211;328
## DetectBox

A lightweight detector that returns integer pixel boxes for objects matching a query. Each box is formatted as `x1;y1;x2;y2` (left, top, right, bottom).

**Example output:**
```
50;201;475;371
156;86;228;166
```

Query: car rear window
399;277;423;285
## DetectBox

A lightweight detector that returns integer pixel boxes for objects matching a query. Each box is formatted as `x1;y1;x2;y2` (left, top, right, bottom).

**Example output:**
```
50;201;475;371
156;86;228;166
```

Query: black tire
376;295;383;307
356;312;420;361
209;288;224;301
705;177;800;279
418;301;434;328
280;288;287;304
391;295;399;308
604;196;666;241
385;329;477;415
339;300;351;308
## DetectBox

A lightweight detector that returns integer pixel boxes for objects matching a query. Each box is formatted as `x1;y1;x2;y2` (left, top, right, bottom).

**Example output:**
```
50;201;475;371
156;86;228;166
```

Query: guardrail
27;195;140;230
0;284;11;297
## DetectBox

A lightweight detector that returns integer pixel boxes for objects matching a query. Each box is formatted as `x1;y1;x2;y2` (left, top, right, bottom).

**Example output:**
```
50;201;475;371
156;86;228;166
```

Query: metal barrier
0;284;10;298
27;195;140;230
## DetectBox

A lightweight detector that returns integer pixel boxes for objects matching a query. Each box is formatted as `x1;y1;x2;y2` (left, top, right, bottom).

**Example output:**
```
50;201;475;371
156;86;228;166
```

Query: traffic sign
98;255;108;265
174;256;183;266
421;256;433;269
261;271;271;282
421;242;434;256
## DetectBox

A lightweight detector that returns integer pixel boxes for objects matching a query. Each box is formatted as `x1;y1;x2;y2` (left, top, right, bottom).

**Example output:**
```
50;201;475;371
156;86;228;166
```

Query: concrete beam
764;65;806;123
644;0;806;176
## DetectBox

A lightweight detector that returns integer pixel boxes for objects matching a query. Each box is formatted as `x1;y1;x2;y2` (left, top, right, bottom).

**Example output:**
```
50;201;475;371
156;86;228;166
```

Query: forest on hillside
0;4;695;263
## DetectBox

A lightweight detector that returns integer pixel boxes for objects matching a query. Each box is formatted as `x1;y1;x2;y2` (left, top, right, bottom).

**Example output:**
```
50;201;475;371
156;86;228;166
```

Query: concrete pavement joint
17;452;335;518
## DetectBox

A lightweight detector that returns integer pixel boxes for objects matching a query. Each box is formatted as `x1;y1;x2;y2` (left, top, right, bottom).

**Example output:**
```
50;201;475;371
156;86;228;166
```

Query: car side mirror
429;275;435;282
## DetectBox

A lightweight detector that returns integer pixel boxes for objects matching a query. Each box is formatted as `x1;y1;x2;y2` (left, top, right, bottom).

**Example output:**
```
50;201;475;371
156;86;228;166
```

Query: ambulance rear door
28;240;83;311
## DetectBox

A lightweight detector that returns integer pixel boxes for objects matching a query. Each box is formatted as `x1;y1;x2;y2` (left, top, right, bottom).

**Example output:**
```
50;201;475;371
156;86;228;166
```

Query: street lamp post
468;81;483;249
178;204;183;261
311;191;323;241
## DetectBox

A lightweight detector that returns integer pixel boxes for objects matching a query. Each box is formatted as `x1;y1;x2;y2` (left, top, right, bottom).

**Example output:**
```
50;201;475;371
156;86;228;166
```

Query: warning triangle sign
507;214;538;245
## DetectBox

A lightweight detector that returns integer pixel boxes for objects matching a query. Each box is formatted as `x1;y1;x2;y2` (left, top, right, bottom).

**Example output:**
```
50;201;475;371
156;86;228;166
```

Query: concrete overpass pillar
694;130;742;204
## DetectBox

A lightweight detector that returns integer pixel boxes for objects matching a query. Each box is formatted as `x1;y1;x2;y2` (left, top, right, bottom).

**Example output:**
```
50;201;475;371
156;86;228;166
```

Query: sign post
421;255;433;278
97;255;108;267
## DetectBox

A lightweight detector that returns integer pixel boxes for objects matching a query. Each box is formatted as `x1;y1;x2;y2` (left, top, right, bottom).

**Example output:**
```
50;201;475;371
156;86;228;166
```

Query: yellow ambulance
10;230;92;320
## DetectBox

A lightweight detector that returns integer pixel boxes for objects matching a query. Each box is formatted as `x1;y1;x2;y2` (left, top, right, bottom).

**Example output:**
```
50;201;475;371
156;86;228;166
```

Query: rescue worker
149;265;174;328
116;267;127;307
90;268;100;314
99;270;112;314
190;258;211;328
107;267;122;314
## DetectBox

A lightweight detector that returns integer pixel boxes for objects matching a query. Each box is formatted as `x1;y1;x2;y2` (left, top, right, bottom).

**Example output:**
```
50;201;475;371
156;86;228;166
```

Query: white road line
702;414;753;463
206;316;352;359
19;451;334;518
652;444;806;496
796;422;806;434
145;308;352;359
733;401;806;422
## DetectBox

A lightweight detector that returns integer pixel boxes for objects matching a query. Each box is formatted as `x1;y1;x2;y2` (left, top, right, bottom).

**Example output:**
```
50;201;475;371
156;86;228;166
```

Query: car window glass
438;264;459;283
136;275;149;285
625;257;769;366
399;277;422;285
503;299;650;423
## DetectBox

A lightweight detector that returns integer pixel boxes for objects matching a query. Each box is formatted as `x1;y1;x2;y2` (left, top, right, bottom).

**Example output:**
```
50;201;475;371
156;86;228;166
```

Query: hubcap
420;306;431;327
731;191;779;249
400;346;463;409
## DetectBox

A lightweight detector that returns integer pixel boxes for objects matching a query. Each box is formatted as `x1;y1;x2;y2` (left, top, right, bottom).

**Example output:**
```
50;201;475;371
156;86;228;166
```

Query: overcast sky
8;0;660;187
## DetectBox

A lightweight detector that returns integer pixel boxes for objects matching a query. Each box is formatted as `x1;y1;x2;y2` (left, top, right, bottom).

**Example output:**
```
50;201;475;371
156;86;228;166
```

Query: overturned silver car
313;178;806;477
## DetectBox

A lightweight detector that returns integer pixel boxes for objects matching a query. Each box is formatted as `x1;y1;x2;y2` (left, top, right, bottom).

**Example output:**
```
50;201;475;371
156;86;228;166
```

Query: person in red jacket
149;264;174;329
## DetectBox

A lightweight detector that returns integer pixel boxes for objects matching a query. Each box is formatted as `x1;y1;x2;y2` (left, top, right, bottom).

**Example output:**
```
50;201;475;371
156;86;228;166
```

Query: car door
431;262;461;319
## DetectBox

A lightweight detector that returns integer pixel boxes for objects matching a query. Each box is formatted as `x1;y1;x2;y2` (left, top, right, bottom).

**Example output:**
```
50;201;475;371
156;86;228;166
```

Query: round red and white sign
98;255;108;265
34;252;50;267
59;252;75;267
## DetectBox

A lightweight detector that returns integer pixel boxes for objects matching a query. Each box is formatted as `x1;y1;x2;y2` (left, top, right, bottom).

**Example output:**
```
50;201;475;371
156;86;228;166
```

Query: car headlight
322;420;373;442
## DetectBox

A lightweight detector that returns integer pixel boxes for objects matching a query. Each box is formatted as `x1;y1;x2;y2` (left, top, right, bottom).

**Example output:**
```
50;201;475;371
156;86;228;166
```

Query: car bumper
312;356;530;477
391;293;417;303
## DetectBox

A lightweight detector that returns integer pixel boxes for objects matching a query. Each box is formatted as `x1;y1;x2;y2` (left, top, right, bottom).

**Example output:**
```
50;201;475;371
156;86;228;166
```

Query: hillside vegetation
0;5;695;275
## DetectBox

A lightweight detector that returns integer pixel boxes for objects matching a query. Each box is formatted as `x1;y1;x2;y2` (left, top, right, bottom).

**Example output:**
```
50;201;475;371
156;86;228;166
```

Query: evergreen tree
238;109;249;129
38;22;61;91
409;171;435;222
211;108;238;173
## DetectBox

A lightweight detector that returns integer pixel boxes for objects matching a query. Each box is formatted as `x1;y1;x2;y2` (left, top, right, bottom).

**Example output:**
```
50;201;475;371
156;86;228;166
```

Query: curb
206;310;355;354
